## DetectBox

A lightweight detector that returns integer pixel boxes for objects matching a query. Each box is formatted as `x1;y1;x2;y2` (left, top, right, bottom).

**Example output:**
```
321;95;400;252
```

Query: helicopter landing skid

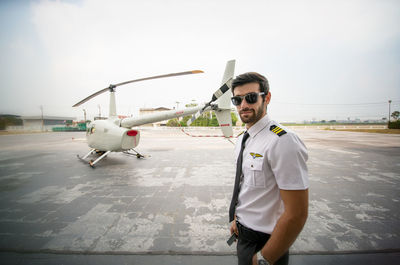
77;149;111;167
123;149;148;159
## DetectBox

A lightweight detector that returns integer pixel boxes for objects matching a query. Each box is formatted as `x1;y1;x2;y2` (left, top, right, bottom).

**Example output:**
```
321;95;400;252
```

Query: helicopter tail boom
119;106;205;128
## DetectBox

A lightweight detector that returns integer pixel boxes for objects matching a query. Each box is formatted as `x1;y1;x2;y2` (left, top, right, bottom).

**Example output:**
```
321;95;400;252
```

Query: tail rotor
186;78;232;126
186;59;236;138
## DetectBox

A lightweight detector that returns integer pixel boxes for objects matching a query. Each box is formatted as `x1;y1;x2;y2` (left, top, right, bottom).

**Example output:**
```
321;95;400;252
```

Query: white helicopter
73;60;235;167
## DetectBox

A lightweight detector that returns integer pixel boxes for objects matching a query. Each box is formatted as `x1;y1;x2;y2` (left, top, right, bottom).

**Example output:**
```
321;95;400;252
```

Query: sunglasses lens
245;93;259;104
231;97;242;106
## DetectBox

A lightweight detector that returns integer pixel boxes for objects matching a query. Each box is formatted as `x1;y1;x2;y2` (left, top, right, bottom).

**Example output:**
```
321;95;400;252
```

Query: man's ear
265;91;271;105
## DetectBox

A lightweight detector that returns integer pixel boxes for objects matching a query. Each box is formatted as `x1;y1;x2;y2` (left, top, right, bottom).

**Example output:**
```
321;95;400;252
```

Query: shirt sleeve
267;132;309;190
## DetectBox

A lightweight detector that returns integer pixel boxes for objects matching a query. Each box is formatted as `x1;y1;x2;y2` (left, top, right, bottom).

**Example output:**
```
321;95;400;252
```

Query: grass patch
324;128;400;134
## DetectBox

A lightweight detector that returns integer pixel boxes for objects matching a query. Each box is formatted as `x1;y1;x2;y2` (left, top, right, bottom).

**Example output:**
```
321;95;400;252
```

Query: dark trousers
236;221;289;265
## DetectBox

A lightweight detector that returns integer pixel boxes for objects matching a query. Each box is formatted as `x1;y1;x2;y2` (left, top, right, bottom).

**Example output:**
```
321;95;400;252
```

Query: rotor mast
108;85;117;118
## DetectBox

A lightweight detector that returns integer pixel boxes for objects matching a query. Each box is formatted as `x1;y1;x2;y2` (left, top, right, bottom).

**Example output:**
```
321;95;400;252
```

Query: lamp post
175;101;181;121
388;100;392;126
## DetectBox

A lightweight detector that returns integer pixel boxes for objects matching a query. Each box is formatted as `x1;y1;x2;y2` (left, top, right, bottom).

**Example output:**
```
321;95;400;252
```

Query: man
229;72;309;265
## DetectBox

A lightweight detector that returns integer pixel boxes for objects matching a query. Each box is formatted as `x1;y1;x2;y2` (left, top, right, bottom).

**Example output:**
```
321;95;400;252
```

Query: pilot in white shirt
235;114;309;234
229;72;309;265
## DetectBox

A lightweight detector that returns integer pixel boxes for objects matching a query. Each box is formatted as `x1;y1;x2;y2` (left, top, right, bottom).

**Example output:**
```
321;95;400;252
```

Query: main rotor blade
72;70;203;107
115;70;203;87
72;87;111;107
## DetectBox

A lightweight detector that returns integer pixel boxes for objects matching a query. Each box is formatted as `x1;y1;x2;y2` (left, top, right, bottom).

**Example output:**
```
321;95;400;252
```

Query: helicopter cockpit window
87;125;95;135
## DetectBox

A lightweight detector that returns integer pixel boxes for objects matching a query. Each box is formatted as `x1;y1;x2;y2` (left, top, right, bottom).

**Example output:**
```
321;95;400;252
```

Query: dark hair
231;72;269;95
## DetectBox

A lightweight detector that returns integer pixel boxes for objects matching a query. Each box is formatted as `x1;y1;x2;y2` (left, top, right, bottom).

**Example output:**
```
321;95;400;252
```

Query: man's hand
230;219;238;236
261;189;308;263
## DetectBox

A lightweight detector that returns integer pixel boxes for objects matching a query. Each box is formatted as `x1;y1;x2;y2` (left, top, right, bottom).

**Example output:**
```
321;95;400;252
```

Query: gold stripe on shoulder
269;125;287;137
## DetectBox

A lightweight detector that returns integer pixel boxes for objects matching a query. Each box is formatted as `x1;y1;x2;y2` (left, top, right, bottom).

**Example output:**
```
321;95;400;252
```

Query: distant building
139;107;171;126
93;116;108;121
20;116;76;131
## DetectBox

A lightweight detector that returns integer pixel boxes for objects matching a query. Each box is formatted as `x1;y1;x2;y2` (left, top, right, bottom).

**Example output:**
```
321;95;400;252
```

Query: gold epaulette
270;125;287;137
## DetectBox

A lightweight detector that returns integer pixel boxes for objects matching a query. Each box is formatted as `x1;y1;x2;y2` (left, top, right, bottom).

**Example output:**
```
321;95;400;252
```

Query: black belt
236;221;271;242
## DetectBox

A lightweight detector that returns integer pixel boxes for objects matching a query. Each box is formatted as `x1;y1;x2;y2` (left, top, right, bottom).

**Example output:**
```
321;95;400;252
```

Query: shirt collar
247;114;271;138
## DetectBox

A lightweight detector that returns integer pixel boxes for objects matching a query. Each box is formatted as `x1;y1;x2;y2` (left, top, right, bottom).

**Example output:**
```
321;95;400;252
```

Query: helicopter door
121;129;140;149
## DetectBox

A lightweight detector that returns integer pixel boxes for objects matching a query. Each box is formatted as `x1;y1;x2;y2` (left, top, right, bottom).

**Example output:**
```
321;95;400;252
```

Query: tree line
0;115;22;130
166;112;238;127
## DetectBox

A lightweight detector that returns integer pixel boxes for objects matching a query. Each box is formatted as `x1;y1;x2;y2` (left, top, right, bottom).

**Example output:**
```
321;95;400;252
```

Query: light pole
83;109;87;124
175;101;181;121
388;100;392;122
98;104;101;118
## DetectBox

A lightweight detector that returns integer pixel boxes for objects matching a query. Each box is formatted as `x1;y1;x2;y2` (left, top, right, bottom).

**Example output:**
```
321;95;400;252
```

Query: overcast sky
1;0;399;122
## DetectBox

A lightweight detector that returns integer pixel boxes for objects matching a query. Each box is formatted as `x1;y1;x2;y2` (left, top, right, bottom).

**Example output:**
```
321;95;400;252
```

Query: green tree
180;116;191;127
391;111;399;121
191;115;210;126
166;118;180;127
0;116;22;130
208;113;219;126
165;109;240;127
231;112;238;126
0;119;5;130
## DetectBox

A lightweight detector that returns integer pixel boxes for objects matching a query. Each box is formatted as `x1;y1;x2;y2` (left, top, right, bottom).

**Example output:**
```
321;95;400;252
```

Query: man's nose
239;98;249;109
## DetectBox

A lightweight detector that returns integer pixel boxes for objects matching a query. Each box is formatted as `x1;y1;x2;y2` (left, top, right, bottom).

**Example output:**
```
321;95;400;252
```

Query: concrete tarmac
0;127;399;264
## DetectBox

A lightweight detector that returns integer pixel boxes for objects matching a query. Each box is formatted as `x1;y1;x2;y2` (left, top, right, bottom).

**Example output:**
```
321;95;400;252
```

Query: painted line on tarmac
328;149;359;155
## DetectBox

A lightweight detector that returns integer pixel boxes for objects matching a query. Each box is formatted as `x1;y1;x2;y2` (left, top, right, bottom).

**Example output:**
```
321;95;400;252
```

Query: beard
239;102;265;125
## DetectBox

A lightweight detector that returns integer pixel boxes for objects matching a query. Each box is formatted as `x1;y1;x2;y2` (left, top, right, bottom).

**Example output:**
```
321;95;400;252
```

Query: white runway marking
329;149;359;155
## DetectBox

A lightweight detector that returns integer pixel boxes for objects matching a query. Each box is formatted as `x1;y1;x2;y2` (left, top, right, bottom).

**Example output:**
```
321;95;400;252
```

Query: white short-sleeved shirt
235;114;309;234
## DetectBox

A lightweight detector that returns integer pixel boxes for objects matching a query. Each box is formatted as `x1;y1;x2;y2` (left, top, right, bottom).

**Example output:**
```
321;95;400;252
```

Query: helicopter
73;60;235;167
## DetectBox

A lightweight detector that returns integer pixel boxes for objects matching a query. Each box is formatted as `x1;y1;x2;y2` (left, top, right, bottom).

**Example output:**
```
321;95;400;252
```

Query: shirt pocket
245;159;266;188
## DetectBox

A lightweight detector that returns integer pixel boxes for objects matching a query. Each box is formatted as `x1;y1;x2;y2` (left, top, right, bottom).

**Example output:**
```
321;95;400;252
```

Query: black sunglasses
231;92;265;106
